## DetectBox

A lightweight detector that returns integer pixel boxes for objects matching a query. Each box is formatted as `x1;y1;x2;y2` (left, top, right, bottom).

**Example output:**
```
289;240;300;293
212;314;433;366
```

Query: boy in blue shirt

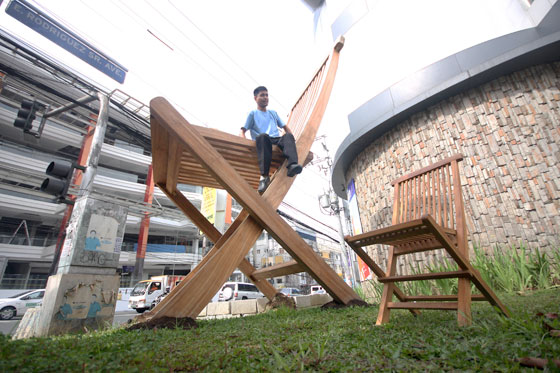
239;86;302;193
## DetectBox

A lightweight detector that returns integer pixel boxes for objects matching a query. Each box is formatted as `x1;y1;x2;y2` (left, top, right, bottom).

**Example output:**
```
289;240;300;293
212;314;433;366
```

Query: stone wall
347;62;560;274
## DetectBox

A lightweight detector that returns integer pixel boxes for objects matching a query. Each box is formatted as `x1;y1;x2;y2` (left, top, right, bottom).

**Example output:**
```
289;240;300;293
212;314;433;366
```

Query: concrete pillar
0;257;7;284
14;93;126;338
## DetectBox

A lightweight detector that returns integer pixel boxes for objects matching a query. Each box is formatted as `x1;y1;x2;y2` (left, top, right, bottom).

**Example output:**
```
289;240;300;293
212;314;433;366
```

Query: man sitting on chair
239;86;302;194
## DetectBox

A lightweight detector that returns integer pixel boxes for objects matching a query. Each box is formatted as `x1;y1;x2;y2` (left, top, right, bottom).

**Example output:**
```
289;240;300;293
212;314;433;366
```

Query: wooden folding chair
144;37;361;321
345;154;510;326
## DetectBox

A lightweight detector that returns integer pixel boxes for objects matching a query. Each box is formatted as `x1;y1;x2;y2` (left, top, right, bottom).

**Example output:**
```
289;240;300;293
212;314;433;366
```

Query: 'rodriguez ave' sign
6;0;128;84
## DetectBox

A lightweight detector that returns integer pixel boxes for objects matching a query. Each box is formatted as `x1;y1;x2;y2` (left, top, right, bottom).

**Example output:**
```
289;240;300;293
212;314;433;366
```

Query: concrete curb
197;294;333;320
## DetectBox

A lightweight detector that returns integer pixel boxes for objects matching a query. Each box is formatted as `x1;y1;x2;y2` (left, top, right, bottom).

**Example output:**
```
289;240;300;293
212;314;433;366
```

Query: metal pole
77;92;109;198
334;198;355;288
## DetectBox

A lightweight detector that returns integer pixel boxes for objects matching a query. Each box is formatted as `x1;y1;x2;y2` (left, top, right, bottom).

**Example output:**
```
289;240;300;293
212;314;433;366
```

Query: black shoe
287;163;302;177
258;176;270;194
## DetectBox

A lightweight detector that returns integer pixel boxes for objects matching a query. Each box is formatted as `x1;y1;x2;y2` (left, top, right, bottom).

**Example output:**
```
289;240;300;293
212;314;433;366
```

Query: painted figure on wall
84;230;101;251
87;294;101;318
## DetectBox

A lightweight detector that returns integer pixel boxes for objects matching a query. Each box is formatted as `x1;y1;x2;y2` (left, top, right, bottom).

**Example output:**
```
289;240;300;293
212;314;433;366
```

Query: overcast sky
0;0;342;232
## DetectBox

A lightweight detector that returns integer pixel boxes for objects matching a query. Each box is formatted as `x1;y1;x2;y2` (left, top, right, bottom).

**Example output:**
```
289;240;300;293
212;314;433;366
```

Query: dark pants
256;133;298;176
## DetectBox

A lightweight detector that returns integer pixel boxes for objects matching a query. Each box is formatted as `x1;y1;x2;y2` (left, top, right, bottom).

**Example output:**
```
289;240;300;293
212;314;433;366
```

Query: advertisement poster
347;179;372;281
201;187;217;224
85;214;119;253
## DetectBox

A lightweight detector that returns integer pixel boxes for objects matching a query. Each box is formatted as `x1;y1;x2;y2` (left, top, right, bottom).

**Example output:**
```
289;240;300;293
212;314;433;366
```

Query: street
0;310;139;336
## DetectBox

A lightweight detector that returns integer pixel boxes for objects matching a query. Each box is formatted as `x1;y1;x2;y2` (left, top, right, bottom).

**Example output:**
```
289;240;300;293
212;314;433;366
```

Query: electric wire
166;0;290;112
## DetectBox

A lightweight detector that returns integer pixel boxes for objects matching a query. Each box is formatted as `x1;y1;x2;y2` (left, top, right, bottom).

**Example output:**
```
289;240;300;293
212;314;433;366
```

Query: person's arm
273;110;292;135
240;111;253;138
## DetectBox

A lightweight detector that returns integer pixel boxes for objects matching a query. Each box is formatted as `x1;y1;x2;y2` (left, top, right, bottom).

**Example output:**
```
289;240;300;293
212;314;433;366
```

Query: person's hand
239;129;246;138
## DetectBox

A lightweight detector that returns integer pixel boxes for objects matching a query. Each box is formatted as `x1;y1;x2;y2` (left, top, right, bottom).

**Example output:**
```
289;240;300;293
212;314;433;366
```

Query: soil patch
126;316;198;331
264;293;296;311
321;299;370;309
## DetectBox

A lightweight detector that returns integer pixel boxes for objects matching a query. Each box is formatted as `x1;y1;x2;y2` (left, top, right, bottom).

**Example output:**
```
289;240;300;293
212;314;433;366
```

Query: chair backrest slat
286;60;327;141
391;154;464;230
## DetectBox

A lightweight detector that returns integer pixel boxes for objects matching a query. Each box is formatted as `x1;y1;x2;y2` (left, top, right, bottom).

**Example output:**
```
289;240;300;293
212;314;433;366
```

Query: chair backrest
286;37;344;142
150;37;344;192
286;60;328;141
391;154;465;233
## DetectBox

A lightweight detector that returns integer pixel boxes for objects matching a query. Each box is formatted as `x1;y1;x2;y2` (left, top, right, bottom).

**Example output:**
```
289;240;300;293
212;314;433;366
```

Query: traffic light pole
48;122;96;276
16;93;128;338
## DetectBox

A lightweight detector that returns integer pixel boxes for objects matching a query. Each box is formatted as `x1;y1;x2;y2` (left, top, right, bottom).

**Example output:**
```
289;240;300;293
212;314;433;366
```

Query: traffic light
14;100;39;132
41;160;75;202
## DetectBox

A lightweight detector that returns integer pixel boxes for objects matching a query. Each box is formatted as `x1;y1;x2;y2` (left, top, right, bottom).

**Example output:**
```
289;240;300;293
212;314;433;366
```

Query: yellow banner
201;187;217;224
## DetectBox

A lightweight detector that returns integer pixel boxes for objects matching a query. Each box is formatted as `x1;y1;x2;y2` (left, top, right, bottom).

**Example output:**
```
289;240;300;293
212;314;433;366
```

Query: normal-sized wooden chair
144;37;362;322
345;154;510;326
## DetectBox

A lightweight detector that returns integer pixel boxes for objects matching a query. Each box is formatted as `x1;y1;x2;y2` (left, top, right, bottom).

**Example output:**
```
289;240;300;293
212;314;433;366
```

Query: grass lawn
1;288;559;372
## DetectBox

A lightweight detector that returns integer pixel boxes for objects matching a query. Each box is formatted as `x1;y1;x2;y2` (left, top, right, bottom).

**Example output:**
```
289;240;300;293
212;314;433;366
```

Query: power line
166;0;290;113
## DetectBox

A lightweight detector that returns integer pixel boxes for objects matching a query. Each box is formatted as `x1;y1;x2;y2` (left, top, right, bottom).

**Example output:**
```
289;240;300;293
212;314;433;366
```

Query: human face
255;90;268;110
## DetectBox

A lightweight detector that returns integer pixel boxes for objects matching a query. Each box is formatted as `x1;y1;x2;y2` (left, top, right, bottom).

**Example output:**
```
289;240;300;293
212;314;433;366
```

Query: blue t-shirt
243;109;285;140
85;236;101;251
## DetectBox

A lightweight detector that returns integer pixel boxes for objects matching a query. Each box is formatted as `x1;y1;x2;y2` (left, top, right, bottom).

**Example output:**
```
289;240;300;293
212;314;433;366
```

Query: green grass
356;245;560;304
1;289;559;372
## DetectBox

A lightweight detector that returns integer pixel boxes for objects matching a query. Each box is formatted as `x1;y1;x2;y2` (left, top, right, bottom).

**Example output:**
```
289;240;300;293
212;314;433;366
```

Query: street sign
6;0;128;83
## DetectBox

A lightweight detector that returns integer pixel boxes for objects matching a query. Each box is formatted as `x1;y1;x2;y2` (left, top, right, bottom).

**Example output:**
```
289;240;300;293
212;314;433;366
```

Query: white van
218;282;263;301
310;285;326;295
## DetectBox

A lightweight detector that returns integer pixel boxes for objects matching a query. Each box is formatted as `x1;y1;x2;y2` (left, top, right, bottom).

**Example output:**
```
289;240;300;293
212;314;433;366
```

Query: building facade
0;28;203;289
309;0;560;274
0;26;348;291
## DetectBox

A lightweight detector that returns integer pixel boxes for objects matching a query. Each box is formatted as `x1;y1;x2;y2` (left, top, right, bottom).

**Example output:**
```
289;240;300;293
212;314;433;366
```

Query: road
0;310;140;336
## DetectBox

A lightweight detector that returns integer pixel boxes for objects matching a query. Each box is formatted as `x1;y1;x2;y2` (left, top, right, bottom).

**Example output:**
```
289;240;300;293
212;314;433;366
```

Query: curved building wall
346;62;560;272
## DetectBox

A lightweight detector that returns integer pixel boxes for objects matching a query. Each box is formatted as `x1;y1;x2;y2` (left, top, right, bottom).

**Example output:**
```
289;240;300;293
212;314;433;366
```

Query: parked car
279;287;302;297
310;285;326;295
0;289;45;320
218;282;263;301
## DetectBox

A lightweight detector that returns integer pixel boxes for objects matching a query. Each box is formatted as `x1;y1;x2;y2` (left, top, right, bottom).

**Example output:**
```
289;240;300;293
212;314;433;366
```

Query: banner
201;187;217;224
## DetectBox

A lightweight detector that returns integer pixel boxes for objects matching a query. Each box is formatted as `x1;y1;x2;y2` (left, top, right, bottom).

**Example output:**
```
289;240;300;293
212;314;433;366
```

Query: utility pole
315;137;357;288
15;92;128;338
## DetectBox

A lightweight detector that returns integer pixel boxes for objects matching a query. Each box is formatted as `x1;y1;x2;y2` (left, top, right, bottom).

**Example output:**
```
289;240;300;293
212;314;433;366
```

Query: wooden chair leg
376;247;397;325
457;277;472;326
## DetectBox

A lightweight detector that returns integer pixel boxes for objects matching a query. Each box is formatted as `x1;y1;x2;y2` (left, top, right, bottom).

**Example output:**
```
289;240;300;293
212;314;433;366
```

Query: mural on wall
56;282;116;320
347;179;372;281
57;198;127;270
85;214;119;253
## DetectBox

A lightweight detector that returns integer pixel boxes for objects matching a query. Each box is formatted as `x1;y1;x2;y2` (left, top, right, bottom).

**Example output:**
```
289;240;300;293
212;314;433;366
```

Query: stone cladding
347;62;560;274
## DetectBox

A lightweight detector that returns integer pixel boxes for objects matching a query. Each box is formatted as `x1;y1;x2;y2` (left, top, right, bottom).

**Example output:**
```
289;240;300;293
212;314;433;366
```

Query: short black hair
253;86;267;96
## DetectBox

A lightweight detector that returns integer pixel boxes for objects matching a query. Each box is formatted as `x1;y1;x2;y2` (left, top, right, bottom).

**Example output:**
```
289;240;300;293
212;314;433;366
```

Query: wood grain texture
146;37;359;320
345;154;510;326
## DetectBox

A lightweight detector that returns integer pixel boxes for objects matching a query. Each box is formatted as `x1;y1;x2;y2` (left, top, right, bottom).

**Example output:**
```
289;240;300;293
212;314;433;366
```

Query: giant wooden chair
345;154;510;326
144;37;362;321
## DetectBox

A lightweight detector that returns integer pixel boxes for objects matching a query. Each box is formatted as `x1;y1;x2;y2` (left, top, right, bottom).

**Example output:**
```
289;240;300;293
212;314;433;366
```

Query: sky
0;0;343;233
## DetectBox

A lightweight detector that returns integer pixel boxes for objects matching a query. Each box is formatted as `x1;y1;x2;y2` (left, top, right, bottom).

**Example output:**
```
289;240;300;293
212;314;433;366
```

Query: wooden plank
150;118;169;186
251;260;306;280
422;215;510;317
391;154;463;186
388;302;458;310
346;243;420;316
405;294;486;301
376;247;397;324
153;187;278;301
393;239;449;256
165;137;182;193
377;270;471;283
148;38;354;319
345;219;425;244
